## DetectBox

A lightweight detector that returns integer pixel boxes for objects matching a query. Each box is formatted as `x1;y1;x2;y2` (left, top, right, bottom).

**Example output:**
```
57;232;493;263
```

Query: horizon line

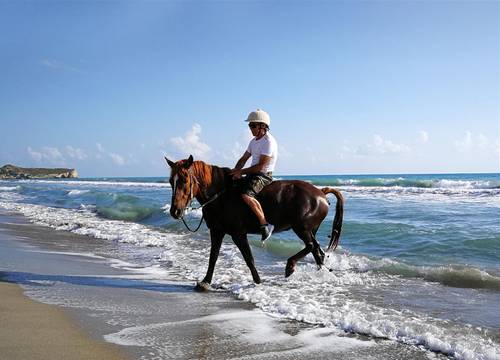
72;171;500;178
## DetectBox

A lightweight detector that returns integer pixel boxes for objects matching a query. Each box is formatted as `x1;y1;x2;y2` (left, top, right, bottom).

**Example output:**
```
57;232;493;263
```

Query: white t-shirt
246;132;278;173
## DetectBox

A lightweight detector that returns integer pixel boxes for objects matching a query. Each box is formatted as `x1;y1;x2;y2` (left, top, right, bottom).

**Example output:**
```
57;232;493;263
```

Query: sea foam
0;186;21;191
67;189;90;196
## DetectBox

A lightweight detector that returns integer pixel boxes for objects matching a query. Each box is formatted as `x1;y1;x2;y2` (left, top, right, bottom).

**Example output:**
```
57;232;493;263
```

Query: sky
0;1;498;177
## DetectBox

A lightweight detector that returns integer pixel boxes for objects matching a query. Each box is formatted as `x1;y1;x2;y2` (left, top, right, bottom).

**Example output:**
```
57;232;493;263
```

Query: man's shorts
239;172;273;198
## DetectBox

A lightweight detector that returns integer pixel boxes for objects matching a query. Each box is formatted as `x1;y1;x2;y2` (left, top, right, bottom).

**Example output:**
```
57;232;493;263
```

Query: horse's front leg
232;233;261;284
196;229;224;291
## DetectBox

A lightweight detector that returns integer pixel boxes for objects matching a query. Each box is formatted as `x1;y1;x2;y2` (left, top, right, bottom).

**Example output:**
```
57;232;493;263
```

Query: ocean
0;172;499;359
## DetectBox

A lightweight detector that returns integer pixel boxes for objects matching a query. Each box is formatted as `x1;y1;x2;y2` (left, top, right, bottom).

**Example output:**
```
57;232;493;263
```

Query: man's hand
229;168;243;180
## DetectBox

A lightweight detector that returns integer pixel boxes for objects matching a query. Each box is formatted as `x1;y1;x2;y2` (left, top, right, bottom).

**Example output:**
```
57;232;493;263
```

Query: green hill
0;164;78;179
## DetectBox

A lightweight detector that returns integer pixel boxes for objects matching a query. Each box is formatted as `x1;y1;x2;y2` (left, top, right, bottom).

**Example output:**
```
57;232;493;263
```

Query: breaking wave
0;185;21;192
96;194;161;222
309;177;500;190
67;189;91;196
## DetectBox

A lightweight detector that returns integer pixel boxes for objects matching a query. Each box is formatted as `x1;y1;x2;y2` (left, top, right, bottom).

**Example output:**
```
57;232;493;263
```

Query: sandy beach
0;281;126;360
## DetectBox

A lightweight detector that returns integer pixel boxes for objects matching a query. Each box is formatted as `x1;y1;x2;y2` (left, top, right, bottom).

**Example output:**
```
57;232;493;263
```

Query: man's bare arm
233;151;251;170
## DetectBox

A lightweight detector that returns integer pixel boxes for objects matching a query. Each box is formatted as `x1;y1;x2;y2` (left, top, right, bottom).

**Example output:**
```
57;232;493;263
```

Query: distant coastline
0;164;78;179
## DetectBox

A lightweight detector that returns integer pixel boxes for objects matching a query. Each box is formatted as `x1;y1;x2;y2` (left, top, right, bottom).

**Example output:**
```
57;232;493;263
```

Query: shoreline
0;280;127;360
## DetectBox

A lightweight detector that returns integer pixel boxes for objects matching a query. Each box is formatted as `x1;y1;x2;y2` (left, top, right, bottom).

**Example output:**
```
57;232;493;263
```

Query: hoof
285;260;296;278
285;266;295;278
195;281;212;292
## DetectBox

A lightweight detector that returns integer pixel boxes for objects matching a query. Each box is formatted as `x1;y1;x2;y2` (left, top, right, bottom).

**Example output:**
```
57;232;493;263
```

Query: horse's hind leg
298;229;325;267
312;242;325;268
286;229;323;277
286;245;312;277
311;228;325;266
232;233;261;284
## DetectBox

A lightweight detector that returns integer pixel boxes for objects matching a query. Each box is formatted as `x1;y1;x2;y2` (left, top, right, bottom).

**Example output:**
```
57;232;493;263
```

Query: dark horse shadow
165;155;344;291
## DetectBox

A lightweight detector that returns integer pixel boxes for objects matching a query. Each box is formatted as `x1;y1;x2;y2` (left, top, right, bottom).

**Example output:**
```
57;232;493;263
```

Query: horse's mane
190;160;232;192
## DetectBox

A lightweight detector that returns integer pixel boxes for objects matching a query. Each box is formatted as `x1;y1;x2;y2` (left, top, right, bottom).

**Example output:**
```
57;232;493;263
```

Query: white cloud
170;123;211;159
278;144;293;158
42;59;62;69
339;145;351;160
127;153;139;165
44;147;64;162
41;59;80;72
355;135;411;156
454;131;496;153
29;145;87;164
417;130;429;144
454;131;473;152
27;147;42;162
338;135;411;159
95;143;104;159
161;150;176;163
109;153;126;166
96;143;104;153
231;141;247;160
217;130;253;163
27;146;66;165
306;147;318;164
477;133;490;150
95;143;126;165
65;146;88;160
496;139;500;169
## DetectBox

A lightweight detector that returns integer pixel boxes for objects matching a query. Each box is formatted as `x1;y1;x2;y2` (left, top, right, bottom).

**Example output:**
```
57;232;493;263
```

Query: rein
176;168;224;233
181;214;204;233
180;191;224;232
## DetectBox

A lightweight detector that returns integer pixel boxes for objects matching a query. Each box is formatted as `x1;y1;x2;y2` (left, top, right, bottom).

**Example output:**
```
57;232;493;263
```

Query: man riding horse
165;110;343;289
229;109;277;242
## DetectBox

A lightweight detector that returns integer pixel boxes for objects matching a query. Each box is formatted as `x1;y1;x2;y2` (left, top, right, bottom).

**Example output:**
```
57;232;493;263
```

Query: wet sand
0;210;438;360
0;281;126;360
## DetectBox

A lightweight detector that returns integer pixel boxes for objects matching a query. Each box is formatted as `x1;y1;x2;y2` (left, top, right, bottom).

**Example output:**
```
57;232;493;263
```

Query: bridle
171;168;224;233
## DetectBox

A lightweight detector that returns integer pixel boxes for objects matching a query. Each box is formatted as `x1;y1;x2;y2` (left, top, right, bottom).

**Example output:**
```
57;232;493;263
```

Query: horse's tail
321;187;344;252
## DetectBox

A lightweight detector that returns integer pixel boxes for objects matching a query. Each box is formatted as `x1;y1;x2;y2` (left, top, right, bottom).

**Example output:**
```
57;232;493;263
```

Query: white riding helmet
245;109;270;127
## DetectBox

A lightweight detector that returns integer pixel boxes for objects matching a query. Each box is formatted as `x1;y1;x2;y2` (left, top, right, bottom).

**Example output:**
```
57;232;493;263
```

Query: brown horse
165;155;344;290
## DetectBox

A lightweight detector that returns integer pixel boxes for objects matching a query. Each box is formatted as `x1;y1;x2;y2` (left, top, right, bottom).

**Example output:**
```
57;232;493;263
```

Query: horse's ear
183;155;194;169
165;157;175;168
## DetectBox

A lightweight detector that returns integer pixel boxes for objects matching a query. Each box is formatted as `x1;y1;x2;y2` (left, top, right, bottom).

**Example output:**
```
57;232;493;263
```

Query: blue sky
0;1;498;176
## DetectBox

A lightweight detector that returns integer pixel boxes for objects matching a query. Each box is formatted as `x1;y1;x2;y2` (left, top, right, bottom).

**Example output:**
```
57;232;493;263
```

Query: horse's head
165;155;195;219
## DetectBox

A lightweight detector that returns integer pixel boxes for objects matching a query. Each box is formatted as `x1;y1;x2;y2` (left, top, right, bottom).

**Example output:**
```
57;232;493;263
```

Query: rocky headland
0;164;78;179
